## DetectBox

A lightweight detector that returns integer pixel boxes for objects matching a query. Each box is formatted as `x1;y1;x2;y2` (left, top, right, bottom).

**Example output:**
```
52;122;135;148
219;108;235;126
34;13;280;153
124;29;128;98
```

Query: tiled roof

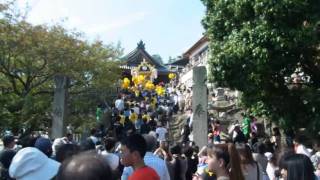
122;41;169;73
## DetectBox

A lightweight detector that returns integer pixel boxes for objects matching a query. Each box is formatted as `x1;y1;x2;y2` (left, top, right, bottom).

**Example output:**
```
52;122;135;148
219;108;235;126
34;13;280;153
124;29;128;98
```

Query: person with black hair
122;135;170;180
1;135;16;150
123;117;135;136
56;151;113;180
252;142;268;179
271;127;281;150
168;144;187;180
120;134;159;180
237;143;263;180
0;135;17;179
101;137;119;171
148;116;157;131
184;146;198;180
284;128;295;148
248;132;258;149
0;149;16;180
89;128;98;145
181;124;191;144
293;135;311;157
233;125;247;144
34;137;53;157
140;117;151;134
79;138;95;152
280;153;316;180
55;144;80;163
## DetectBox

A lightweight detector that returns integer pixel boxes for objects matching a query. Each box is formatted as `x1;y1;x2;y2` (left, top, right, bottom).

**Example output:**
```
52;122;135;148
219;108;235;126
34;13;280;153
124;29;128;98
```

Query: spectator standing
122;135;170;180
101;137;119;171
155;123;168;142
241;113;251;139
120;134;159;180
34;137;53;157
56;151;113;180
140;117;151;134
237;144;263;180
293;135;311;157
9;147;60;180
279;154;315;180
115;95;125;112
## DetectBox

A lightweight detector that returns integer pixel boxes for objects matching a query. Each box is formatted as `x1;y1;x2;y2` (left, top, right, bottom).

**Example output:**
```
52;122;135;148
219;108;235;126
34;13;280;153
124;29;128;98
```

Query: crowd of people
0;84;320;180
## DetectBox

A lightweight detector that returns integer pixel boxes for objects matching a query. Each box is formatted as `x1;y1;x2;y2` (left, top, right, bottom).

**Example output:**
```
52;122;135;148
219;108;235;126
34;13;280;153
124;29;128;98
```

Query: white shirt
101;151;119;170
132;107;140;115
115;99;124;111
266;162;276;180
178;94;185;103
121;152;170;180
296;144;311;157
90;136;98;145
156;127;167;142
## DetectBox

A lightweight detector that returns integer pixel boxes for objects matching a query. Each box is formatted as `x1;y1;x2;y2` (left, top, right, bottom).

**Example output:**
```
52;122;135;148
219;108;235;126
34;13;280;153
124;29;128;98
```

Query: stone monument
52;75;69;139
192;66;208;148
216;88;225;101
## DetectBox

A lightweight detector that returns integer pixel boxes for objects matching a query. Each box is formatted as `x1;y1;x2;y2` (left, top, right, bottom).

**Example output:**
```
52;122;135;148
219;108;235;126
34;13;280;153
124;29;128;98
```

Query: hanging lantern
155;85;165;96
137;75;145;84
124;77;130;85
144;81;155;91
168;73;176;79
132;76;138;85
122;82;129;89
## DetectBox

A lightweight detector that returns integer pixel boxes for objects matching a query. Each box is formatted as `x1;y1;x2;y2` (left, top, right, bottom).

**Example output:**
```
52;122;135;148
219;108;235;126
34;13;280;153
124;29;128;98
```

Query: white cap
9;147;60;180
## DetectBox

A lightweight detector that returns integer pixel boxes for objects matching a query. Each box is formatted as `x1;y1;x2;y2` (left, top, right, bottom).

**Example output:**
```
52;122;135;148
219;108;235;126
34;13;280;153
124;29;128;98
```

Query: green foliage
202;0;320;134
0;2;122;133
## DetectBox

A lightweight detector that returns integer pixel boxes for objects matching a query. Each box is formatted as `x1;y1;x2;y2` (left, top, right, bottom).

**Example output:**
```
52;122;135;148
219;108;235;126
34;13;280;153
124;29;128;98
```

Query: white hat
9;147;60;180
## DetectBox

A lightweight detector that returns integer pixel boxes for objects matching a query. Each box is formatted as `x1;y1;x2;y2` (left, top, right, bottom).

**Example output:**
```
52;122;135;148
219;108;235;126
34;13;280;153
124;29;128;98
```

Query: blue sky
16;0;205;63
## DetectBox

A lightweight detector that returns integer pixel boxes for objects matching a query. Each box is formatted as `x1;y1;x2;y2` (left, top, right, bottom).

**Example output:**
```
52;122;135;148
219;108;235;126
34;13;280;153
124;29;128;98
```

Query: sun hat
9;147;60;180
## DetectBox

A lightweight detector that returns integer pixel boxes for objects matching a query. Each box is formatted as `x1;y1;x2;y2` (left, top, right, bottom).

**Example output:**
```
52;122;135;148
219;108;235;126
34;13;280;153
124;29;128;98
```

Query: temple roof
165;57;189;67
122;41;169;73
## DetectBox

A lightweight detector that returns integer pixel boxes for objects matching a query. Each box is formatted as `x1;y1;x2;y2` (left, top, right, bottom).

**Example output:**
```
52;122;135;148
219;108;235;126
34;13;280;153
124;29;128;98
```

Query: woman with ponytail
193;143;244;180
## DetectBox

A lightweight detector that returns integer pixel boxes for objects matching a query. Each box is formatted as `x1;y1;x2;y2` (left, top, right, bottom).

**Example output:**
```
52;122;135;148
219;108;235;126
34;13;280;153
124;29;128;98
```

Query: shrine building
120;41;171;83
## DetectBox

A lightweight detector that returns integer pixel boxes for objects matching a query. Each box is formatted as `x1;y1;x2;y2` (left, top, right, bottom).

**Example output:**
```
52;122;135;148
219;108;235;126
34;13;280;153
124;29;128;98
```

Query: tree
0;2;122;133
202;0;320;135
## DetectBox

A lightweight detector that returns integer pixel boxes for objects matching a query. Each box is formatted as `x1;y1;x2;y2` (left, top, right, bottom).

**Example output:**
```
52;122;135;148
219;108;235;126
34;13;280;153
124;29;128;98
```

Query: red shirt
128;166;160;180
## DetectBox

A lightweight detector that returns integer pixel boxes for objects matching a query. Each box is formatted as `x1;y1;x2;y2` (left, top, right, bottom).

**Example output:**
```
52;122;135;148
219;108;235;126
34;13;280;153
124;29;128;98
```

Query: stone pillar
192;66;208;148
52;75;69;139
